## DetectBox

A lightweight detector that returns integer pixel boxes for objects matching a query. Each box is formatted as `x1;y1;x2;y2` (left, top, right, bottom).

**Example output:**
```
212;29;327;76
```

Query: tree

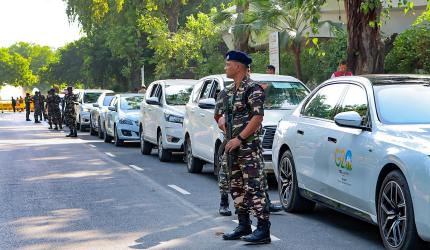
0;48;37;86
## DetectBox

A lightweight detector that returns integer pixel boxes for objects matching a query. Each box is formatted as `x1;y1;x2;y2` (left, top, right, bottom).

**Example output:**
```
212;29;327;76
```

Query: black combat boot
219;193;232;216
66;129;73;137
54;125;58;130
266;192;282;212
48;123;53;129
241;219;271;244
70;129;78;137
35;119;41;124
223;213;252;240
59;124;63;129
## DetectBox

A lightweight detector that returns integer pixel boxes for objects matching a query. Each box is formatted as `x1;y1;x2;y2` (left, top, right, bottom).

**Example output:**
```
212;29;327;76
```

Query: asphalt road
0;112;384;250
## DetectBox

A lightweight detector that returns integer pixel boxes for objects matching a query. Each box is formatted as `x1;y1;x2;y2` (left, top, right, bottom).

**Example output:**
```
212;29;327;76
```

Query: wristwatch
237;134;246;143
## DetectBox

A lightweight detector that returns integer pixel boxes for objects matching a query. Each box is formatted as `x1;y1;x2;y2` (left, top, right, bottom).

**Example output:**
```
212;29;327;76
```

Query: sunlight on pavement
25;170;113;181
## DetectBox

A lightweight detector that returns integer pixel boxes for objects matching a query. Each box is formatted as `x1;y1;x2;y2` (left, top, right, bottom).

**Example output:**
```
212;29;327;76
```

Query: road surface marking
129;165;143;171
168;185;191;195
232;220;280;241
105;152;115;157
89;144;96;148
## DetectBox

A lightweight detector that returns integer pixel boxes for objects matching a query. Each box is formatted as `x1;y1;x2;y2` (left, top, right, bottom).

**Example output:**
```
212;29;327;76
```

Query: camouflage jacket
64;93;77;115
214;76;265;143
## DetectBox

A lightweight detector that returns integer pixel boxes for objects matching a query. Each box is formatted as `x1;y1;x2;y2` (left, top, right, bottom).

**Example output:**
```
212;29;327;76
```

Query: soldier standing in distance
32;91;42;123
24;93;31;121
46;89;63;130
214;50;271;244
64;86;78;137
40;93;47;121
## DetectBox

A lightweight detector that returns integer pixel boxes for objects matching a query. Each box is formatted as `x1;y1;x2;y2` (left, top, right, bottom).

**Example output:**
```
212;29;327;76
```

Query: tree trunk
291;43;302;80
233;1;251;52
344;0;384;74
165;0;181;33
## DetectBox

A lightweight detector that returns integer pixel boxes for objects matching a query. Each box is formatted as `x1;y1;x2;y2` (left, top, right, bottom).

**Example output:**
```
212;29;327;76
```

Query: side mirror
93;103;99;108
334;111;363;129
108;106;116;112
198;98;216;109
146;96;160;106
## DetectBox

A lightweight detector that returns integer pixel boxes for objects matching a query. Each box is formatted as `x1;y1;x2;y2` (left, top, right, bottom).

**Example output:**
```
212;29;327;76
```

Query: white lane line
129;165;144;171
105;152;116;157
232;220;280;241
168;184;191;195
89;144;97;148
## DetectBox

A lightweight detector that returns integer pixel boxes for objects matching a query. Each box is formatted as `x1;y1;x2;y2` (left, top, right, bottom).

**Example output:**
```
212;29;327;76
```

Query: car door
106;96;117;136
294;83;348;196
144;83;160;143
185;80;204;153
193;78;215;160
324;83;374;213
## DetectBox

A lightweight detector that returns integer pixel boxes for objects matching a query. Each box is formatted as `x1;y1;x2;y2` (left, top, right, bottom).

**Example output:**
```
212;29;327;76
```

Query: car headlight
119;118;133;125
164;113;183;124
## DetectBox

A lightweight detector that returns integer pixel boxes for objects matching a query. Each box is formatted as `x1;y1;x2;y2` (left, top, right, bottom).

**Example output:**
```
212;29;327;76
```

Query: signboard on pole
269;32;280;74
141;65;145;86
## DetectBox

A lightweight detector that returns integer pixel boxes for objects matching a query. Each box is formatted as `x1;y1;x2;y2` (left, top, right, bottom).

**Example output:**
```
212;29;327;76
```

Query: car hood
165;105;186;117
378;124;430;155
262;109;295;127
83;104;94;110
122;111;140;120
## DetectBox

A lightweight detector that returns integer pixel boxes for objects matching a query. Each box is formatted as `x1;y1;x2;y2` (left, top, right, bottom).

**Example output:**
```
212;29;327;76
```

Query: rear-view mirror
198;98;216;109
93;103;99;108
334;111;363;129
146;96;160;106
108;106;116;112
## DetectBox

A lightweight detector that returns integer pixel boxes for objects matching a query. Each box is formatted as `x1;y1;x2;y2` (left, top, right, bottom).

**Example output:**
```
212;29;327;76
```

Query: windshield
120;96;144;110
84;92;102;103
165;84;194;106
103;96;114;106
374;84;430;124
261;81;309;109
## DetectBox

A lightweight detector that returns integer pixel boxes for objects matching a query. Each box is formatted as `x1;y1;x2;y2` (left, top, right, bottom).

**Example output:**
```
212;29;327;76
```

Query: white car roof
115;93;145;97
82;89;113;93
157;79;198;86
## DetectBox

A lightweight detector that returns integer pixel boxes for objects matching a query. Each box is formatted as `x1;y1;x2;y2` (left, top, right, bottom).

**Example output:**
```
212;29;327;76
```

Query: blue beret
225;50;252;67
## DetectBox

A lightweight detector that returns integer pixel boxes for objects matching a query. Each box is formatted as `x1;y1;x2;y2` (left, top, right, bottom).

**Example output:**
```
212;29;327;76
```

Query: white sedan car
272;75;430;249
104;93;144;146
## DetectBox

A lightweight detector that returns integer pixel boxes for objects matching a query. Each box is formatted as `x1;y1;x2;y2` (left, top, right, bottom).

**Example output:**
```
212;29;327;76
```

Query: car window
302;84;347;120
191;80;204;103
338;84;369;125
165;84;194;106
84;92;102;103
200;80;214;100
109;97;117;106
212;80;221;100
149;84;159;97
103;95;114;106
261;81;310;110
120;96;144;110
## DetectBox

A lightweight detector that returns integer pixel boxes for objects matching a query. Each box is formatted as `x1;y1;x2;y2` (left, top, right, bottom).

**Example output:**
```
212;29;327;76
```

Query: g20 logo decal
335;148;352;171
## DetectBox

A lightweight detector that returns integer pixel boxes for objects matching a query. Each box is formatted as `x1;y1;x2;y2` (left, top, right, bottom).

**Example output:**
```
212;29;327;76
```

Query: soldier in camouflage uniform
25;93;32;121
46;88;63;130
64;86;78;137
32;91;42;123
214;50;271;244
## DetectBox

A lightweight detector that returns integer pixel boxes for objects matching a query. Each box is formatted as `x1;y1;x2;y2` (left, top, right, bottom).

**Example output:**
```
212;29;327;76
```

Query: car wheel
89;117;96;136
98;118;103;139
185;136;203;173
114;126;123;147
103;129;112;143
157;132;171;162
377;170;424;250
140;129;152;155
278;150;315;213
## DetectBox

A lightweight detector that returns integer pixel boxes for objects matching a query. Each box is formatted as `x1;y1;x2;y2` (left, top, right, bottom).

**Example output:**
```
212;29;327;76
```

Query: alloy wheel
380;181;407;248
279;155;293;208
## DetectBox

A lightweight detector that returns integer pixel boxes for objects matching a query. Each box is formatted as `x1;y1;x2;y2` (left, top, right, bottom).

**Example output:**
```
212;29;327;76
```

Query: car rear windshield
374;84;430;124
84;93;102;103
165;84;194;106
120;96;144;110
261;81;309;109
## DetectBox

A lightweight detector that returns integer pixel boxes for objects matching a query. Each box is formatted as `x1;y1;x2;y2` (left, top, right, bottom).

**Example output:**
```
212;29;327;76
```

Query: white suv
75;89;113;131
183;73;310;173
140;79;198;162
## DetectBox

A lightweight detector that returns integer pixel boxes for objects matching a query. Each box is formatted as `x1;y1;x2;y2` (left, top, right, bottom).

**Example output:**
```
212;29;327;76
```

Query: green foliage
385;23;430;74
0;48;37;86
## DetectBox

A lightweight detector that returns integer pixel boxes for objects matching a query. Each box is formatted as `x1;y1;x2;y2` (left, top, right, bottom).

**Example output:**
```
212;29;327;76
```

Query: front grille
261;126;276;149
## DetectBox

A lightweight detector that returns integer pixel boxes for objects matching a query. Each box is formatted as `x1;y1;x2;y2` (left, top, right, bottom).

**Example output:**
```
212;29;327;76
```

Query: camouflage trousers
34;107;42;119
220;142;269;220
48;108;62;125
65;113;76;130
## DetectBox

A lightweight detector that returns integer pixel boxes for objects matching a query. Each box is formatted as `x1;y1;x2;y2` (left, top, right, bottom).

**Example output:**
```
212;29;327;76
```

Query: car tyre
103;129;112;143
185;136;203;173
377;170;425;250
98;118;104;139
140;129;152;155
278;150;315;213
89;117;97;136
114;125;123;147
157;132;171;162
